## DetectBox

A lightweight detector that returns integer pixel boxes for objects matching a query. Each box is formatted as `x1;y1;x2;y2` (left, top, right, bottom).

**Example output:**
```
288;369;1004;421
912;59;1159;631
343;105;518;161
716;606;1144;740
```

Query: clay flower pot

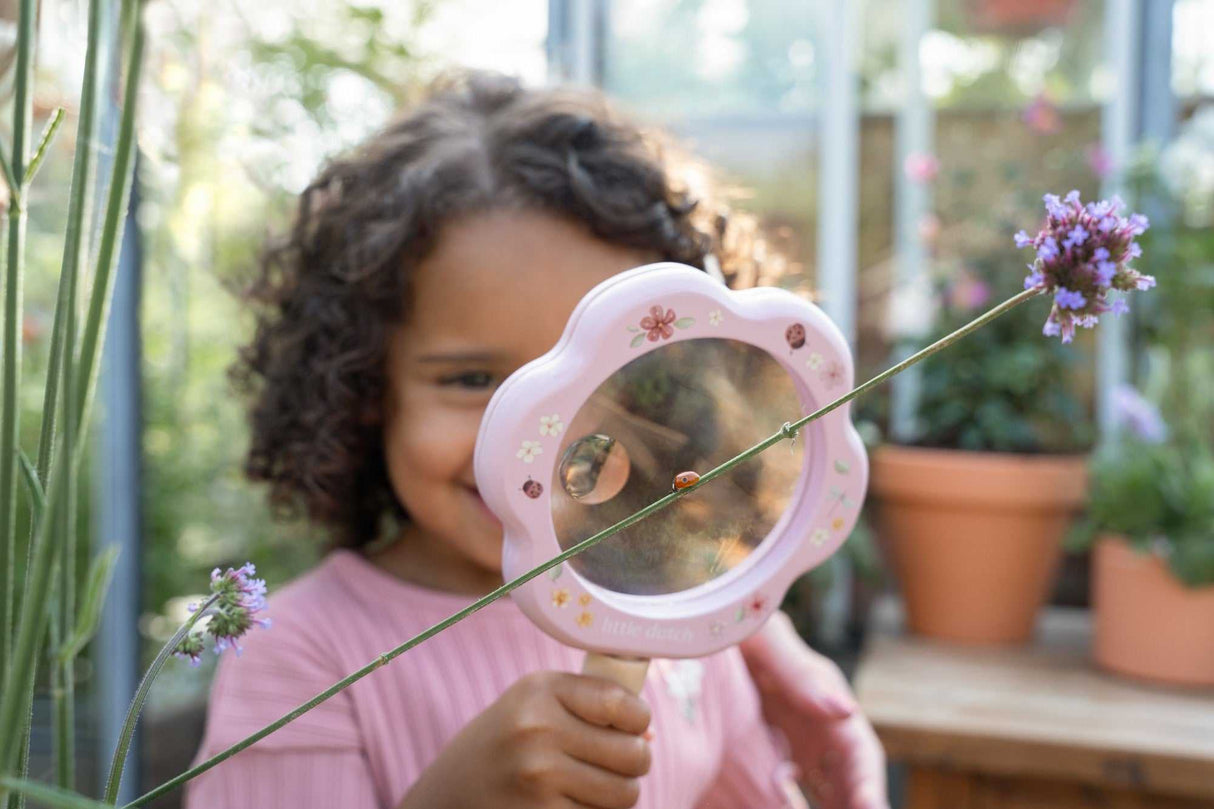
966;0;1078;33
1092;535;1214;687
872;445;1087;644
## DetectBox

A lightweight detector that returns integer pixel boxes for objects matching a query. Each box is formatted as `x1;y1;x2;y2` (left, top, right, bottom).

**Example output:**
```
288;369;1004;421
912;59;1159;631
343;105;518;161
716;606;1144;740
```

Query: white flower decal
805;352;824;370
539;414;564;436
517;440;543;463
708;310;723;326
810;528;829;547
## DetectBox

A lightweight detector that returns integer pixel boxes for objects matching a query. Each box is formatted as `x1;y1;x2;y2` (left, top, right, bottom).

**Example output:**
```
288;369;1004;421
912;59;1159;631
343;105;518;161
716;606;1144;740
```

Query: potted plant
965;0;1079;35
1080;432;1214;686
1071;107;1214;686
872;256;1093;644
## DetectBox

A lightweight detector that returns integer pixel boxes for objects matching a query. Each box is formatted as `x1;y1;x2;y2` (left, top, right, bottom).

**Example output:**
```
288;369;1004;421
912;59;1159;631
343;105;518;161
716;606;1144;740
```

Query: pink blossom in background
904;152;940;183
1023;93;1062;135
917;212;941;245
949;271;992;312
1086;143;1113;178
21;314;43;345
1112;385;1168;443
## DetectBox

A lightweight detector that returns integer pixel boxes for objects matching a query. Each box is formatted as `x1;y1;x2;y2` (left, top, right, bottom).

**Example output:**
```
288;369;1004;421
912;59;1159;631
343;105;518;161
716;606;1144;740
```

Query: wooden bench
854;597;1214;808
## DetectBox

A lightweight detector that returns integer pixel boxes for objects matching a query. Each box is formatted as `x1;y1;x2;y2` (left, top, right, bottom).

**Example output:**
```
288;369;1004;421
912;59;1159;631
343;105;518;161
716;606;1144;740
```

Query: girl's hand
739;612;890;809
399;671;652;809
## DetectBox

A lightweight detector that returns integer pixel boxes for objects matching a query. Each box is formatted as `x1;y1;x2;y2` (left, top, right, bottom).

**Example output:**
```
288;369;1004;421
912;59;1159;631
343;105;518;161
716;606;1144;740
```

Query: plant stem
0;0;37;701
74;0;141;434
24;107;66;187
695;286;1045;489
103;594;219;804
0;0;144;800
123;285;1044;808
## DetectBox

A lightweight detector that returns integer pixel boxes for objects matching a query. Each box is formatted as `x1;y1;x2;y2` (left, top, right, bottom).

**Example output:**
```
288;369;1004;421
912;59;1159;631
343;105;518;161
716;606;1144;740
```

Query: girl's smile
372;210;652;596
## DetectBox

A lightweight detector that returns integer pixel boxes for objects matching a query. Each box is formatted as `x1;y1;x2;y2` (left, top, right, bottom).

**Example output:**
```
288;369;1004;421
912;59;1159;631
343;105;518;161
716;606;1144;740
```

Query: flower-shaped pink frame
474;263;867;658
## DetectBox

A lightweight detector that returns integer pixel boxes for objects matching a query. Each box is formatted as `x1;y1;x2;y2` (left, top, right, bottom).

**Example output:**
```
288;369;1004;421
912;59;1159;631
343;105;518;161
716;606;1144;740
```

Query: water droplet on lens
558;434;631;505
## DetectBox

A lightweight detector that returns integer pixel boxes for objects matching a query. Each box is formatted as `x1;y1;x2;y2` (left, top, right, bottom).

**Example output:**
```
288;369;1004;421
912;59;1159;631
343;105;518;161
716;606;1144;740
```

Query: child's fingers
554;673;652;735
558;715;652;778
556;755;642;809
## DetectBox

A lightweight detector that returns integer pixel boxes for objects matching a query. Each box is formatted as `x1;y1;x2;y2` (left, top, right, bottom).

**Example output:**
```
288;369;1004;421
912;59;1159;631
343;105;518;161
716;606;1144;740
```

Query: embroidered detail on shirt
654;659;704;725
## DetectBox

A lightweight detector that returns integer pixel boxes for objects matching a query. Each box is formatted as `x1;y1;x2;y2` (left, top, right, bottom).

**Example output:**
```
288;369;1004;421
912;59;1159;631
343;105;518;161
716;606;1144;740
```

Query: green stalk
25;108;67;188
50;508;69;788
13;0;105;794
0;0;143;801
0;0;37;696
74;0;141;432
50;12;103;773
124;286;1044;808
103;594;220;804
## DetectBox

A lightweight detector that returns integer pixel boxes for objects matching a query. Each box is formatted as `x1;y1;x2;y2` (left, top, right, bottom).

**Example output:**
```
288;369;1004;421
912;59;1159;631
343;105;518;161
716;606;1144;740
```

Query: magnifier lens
551;338;805;596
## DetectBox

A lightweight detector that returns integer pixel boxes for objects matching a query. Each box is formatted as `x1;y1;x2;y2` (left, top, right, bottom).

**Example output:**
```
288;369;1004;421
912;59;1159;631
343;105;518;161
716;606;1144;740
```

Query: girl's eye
440;371;496;390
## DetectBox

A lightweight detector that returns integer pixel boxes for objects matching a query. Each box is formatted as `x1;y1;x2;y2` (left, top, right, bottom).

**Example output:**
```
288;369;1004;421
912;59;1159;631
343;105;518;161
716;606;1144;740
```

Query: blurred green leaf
58;545;119;664
0;777;115;809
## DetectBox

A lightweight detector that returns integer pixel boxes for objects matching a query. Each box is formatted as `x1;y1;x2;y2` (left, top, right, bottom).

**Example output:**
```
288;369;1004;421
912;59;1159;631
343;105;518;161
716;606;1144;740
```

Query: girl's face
380;211;652;595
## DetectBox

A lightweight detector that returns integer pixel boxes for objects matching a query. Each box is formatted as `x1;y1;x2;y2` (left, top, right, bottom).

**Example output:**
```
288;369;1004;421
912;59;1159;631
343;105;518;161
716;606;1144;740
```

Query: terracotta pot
1092;535;1214;687
872;445;1087;644
966;0;1078;33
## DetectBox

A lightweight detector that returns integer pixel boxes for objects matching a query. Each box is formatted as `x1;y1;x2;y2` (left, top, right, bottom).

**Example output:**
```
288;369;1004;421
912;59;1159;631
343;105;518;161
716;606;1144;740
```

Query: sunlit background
11;0;1214;806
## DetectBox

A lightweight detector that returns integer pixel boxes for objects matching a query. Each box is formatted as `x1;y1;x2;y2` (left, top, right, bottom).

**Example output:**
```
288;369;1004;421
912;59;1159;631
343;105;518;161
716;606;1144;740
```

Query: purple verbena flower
174;562;270;665
1112;385;1168;443
1062;225;1088;249
1015;190;1156;342
1054;287;1086;309
173;632;206;668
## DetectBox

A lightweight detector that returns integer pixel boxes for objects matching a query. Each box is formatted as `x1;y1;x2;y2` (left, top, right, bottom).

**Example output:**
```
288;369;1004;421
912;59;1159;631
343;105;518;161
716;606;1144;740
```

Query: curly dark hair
233;70;782;548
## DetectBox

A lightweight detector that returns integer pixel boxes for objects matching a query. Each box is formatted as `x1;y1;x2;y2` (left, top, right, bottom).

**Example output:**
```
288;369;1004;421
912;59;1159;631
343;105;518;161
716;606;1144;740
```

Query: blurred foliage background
7;0;1213;797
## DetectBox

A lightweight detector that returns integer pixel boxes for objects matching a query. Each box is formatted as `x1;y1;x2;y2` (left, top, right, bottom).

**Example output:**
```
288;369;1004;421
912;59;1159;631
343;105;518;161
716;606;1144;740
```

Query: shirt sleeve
183;592;382;809
183;749;380;809
694;649;809;809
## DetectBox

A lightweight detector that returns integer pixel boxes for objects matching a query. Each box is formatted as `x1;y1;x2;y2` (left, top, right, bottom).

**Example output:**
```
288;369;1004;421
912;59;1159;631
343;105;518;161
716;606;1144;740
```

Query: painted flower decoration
576;611;593;628
551;588;570;608
538;414;564;437
1016;191;1154;343
819;361;844;388
174;563;270;666
516;440;543;463
805;352;824;371
747;595;768;616
708;309;723;326
810;528;829;547
641;305;677;341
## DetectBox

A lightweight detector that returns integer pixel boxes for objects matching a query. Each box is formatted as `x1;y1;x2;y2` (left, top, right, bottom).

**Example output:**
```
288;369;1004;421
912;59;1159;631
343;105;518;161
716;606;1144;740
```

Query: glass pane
551;338;805;595
605;0;817;119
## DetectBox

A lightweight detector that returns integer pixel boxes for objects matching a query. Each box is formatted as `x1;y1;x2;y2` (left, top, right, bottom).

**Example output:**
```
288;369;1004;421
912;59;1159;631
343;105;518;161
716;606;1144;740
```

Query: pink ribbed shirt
185;549;801;808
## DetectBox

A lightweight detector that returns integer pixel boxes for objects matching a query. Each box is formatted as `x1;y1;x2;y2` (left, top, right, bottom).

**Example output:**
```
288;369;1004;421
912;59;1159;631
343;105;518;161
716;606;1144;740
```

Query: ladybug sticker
785;323;806;350
672;471;701;492
522;479;543;499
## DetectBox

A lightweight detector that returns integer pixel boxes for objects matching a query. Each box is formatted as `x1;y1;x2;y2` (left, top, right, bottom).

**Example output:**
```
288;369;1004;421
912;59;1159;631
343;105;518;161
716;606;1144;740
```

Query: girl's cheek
401;407;482;461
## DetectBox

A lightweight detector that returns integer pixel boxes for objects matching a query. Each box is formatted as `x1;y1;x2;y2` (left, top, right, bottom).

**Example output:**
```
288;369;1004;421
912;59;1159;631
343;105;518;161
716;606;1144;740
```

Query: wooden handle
581;652;650;695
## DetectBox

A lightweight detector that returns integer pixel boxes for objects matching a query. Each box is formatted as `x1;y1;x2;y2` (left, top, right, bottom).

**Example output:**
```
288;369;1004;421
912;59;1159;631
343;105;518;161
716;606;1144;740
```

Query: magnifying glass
474;262;867;692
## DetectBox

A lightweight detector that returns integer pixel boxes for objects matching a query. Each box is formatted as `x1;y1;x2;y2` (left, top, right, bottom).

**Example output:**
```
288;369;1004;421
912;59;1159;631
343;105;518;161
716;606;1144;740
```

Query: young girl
185;71;886;809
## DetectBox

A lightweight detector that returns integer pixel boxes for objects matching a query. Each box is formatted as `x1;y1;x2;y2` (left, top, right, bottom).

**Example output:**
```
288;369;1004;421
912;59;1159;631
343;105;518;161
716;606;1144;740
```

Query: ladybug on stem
672;471;701;492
